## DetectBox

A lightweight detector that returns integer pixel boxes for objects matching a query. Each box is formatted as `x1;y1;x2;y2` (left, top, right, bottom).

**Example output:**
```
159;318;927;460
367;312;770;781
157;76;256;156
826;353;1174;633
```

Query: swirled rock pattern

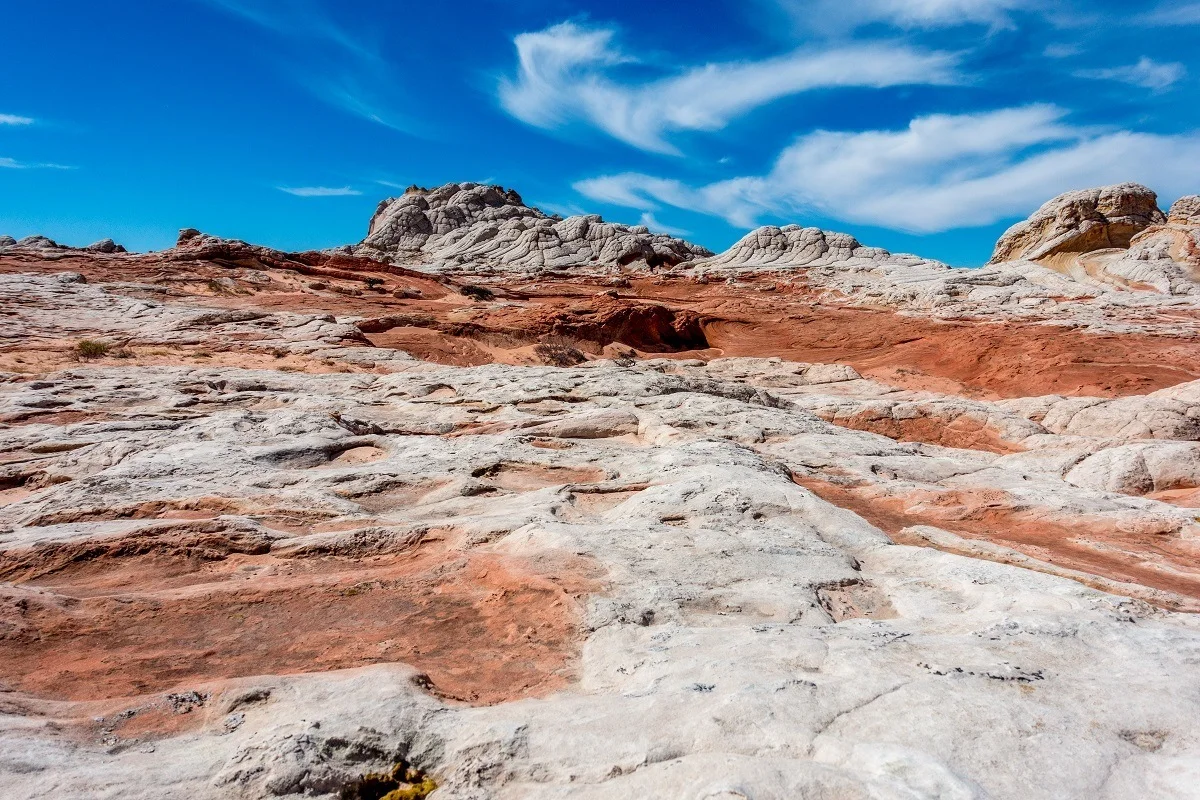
989;183;1167;264
3;184;1200;798
349;182;711;273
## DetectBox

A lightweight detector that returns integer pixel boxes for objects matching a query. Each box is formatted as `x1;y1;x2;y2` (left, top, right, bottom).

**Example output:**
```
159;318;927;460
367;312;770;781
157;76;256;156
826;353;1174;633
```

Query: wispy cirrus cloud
1140;1;1200;25
197;0;411;133
499;21;959;155
277;186;362;197
200;0;378;61
1075;57;1186;91
0;114;34;126
638;212;690;237
0;157;73;170
772;0;1035;32
576;105;1200;234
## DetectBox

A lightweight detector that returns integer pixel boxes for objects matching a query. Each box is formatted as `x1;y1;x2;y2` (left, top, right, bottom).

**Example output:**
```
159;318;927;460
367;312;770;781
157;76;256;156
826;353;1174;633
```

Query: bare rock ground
3;185;1200;797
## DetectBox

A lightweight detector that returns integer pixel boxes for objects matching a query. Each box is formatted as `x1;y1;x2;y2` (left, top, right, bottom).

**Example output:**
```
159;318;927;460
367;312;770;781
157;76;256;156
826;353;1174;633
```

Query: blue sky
3;0;1200;265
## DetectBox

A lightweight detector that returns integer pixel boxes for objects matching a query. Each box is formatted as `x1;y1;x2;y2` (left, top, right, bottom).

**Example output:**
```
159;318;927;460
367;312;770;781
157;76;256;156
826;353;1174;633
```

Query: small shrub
534;342;587;367
340;761;436;800
73;339;111;361
474;330;527;349
193;351;212;359
541;333;600;356
458;284;494;301
111;347;135;359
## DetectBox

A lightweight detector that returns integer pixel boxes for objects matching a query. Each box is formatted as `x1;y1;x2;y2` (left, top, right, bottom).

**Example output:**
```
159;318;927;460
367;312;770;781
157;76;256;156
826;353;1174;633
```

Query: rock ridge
348;182;712;273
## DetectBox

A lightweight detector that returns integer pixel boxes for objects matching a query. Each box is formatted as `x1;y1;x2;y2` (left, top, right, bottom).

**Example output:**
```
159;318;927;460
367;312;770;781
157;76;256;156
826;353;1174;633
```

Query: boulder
989;183;1166;264
84;238;126;254
15;235;63;250
1168;195;1200;225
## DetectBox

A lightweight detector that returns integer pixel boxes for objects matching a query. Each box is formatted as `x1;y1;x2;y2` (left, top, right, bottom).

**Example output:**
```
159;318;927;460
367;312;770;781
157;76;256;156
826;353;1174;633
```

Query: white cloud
575;106;1200;233
1075;57;1186;91
277;186;362;197
1043;43;1082;58
1141;2;1200;25
0;157;72;169
638;212;690;237
0;114;33;126
499;21;959;154
774;0;1033;32
199;0;413;134
200;0;376;60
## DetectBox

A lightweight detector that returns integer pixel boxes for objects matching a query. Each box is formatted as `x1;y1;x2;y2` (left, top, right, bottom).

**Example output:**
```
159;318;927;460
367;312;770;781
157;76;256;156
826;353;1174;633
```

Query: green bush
73;339;111;361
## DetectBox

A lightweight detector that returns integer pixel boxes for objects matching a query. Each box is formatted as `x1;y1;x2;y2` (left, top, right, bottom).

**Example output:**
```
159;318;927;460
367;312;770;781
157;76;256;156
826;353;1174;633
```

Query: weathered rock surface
3;185;1200;798
0;234;127;255
1169;195;1200;226
973;184;1200;296
695;224;940;273
349;182;712;273
688;184;1199;307
84;237;126;254
989;183;1167;264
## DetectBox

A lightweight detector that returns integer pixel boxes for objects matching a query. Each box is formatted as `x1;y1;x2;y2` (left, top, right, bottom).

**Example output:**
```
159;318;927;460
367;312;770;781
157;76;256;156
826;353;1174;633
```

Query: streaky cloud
0;157;73;170
772;0;1036;32
576;106;1200;234
278;186;363;197
1075;57;1186;91
499;21;959;155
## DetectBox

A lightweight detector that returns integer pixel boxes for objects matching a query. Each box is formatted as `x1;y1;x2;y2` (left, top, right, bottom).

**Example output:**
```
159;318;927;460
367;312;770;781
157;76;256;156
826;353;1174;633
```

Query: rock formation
1169;195;1200;225
0;234;127;255
348;182;711;272
970;183;1200;295
695;224;941;272
4;182;1200;798
84;237;126;253
988;183;1167;264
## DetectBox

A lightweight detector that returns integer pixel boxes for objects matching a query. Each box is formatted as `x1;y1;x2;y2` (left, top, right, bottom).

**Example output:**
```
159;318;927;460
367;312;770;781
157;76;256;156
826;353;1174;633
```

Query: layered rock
989;183;1166;264
1169;195;1200;225
349;182;711;272
694;224;938;272
4;234;1200;797
687;185;1200;306
0;234;127;254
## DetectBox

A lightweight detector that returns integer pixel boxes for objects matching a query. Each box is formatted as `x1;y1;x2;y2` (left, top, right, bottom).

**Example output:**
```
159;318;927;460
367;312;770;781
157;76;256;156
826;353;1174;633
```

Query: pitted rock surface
3;183;1200;799
1169;196;1200;226
989;183;1167;264
349;182;711;273
696;224;941;272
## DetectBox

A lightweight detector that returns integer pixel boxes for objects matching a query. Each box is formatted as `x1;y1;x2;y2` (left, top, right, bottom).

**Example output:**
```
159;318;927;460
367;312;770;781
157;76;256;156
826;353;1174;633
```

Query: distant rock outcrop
0;235;126;254
981;184;1200;295
989;183;1166;264
84;238;126;254
14;235;64;250
695;225;938;271
1169;195;1200;225
349;182;711;272
168;228;437;285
